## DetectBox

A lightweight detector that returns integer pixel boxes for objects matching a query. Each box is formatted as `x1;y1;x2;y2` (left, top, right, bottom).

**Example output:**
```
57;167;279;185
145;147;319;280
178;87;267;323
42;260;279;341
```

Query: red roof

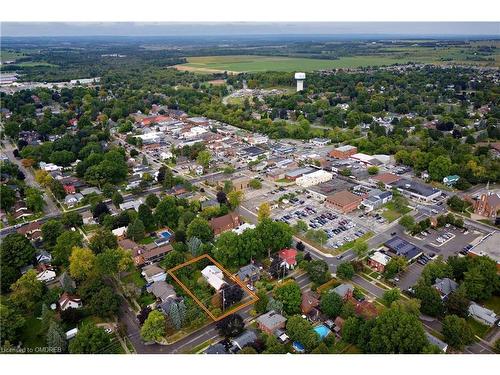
279;248;298;266
141;115;170;126
64;184;76;194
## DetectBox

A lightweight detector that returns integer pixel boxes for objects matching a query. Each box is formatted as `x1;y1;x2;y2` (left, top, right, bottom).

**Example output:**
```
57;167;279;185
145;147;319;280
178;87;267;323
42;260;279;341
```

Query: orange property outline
167;254;259;321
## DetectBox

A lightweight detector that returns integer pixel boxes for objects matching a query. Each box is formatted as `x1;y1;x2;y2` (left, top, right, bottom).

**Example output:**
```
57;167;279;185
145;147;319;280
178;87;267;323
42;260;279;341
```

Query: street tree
141;310;166;342
336;262;355;280
442;315;474;350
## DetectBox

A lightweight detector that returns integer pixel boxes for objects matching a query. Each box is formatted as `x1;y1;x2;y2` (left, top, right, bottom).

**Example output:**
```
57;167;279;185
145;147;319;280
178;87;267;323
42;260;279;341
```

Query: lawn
139;236;155;245
121;270;146;288
483;295;500;315
174;55;418;74
467;317;491;338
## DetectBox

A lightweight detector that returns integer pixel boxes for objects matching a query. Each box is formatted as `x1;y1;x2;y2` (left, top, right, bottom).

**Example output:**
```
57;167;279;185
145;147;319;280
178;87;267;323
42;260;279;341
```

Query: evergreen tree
46;321;67;352
169;302;181;330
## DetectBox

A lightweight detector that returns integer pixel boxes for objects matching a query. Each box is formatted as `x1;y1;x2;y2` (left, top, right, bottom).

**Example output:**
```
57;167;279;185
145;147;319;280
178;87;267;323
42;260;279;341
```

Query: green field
175;55;415;73
0;50;27;63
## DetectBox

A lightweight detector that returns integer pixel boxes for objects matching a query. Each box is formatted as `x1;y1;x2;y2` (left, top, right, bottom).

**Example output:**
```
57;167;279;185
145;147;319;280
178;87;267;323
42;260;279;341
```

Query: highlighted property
167;254;259;321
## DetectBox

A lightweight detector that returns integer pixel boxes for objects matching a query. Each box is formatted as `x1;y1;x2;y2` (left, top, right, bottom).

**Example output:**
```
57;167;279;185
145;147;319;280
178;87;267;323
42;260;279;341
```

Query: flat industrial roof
391;178;441;197
471;232;500;264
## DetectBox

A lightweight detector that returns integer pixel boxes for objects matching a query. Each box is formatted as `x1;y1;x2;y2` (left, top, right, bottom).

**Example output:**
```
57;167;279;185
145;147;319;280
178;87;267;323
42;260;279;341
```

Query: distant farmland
174;55;413;73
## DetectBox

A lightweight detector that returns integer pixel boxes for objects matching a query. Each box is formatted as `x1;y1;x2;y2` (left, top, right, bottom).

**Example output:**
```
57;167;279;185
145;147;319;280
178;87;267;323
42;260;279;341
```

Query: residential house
118;238;140;251
230;330;258;352
201;265;226;291
331;283;354;301
35;250;52;264
368;251;391;273
141;264;167;284
17;221;42;241
425;331;448;353
63;184;76;194
209;212;240;235
232;222;256;235
256;310;287;334
36;264;56;283
134;243;172;266
432;278;458;300
147;281;177;303
119;199;143;212
81;210;95;225
237;264;260;284
301;291;320;315
112;226;127;239
59;293;83;311
278;248;298;269
80;187;101;196
468;303;498;326
204;343;228;354
64;193;84;207
443;175;460;187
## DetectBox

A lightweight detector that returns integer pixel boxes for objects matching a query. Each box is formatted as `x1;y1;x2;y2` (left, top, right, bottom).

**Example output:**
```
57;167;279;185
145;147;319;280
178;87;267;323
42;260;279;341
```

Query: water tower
295;72;306;92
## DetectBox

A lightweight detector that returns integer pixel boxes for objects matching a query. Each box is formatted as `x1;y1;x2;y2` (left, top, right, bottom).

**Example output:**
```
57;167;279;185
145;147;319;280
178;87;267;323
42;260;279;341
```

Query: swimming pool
314;324;331;340
158;230;172;239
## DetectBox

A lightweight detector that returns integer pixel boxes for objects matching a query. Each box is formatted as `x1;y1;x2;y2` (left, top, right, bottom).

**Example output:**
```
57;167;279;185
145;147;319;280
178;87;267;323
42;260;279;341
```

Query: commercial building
285;167;315;181
384;236;423;262
329;145;357;159
361;190;392;212
326;190;364;213
296;170;333;188
370;172;402;188
469;232;500;270
390;178;441;202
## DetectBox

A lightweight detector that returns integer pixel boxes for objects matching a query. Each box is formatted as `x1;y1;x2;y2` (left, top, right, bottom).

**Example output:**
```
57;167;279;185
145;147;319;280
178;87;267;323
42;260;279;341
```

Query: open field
174;55;416;73
174;47;500;73
0;50;27;63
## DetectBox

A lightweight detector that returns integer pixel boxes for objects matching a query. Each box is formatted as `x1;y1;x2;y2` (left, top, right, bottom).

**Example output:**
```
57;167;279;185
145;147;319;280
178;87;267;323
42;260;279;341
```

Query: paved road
3;142;60;216
119;272;312;354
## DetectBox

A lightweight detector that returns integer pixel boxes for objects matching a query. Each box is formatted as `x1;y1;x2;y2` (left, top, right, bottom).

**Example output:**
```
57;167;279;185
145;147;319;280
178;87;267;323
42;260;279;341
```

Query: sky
2;22;499;37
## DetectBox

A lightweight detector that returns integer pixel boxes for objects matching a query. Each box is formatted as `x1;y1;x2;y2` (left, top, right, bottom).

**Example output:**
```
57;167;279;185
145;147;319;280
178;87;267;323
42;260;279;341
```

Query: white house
468;302;498;326
39;162;62;172
141;264;167;284
64;193;84;207
119;199;143;211
59;293;83;311
201;265;226;291
232;222;256;235
36;267;57;283
112;226;127;238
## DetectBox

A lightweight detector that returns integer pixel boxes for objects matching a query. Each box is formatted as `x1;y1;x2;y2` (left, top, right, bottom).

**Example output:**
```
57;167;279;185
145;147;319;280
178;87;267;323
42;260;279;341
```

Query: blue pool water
159;231;172;239
314;324;331;340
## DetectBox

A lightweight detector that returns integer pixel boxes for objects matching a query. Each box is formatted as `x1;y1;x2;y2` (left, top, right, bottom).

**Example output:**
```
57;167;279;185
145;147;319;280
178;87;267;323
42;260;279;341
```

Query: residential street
118;272;312;354
3;141;61;216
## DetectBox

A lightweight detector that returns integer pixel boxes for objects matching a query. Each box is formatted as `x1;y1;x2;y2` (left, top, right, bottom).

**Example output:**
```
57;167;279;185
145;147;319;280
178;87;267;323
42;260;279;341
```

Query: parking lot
394;224;486;291
270;193;372;250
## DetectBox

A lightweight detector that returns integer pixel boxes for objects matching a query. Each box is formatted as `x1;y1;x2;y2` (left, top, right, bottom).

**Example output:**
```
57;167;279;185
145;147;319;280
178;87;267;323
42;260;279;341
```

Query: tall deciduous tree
141;310;166;342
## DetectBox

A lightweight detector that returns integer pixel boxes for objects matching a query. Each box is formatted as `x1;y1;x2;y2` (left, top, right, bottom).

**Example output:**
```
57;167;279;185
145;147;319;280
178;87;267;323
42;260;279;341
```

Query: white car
246;284;255;291
104;328;113;334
